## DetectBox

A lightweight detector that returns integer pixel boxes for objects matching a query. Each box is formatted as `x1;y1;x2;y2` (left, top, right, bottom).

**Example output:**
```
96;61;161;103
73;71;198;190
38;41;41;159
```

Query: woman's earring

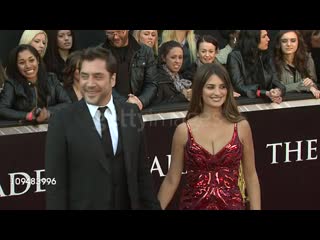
234;37;237;44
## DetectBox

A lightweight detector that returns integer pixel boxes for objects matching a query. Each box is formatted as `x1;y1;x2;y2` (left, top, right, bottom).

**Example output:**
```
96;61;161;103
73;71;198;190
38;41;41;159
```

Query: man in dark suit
45;46;161;210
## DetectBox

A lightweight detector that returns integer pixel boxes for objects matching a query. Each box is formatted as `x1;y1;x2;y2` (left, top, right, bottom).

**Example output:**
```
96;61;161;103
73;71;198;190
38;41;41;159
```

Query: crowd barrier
1;93;320;209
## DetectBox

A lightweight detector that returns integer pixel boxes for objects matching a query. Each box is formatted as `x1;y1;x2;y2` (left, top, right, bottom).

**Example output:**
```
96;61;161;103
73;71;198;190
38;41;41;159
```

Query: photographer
0;44;71;123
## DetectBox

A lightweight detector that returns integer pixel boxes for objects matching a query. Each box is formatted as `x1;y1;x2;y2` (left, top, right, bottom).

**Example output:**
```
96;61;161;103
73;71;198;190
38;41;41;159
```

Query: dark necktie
98;106;114;156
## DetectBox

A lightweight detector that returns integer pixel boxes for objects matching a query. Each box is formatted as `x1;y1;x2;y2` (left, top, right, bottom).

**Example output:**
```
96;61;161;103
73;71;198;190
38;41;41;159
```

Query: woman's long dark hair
0;60;7;88
6;44;49;107
185;63;245;123
63;50;82;89
236;30;273;75
44;30;76;79
273;30;310;79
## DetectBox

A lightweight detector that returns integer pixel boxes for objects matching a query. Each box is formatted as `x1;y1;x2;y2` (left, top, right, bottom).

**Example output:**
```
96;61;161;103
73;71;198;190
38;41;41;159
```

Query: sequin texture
179;122;245;210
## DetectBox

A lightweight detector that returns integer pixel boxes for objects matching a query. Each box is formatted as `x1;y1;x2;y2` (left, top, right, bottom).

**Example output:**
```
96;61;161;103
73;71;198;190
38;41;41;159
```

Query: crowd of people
1;30;319;121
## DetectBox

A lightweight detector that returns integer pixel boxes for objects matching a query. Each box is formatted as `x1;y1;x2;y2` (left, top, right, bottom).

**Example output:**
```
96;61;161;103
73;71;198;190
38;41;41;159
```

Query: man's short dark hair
79;46;117;74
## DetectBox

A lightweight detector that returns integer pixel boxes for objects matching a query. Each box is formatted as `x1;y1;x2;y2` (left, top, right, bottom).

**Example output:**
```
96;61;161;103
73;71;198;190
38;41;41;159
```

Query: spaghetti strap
185;121;194;141
233;122;240;141
233;123;239;136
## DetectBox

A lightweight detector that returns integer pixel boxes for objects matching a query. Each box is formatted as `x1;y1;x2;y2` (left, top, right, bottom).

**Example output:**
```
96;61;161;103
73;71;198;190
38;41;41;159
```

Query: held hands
127;94;143;110
267;88;282;104
270;88;282;97
36;107;50;123
25;107;50;123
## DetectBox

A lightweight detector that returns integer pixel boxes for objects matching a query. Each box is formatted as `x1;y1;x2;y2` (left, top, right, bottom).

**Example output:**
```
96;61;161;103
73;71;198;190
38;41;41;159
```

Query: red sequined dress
179;122;245;210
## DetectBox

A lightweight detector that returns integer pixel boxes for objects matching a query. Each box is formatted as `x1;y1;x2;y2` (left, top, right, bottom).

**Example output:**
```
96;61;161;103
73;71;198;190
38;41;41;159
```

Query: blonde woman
19;30;48;58
132;30;158;56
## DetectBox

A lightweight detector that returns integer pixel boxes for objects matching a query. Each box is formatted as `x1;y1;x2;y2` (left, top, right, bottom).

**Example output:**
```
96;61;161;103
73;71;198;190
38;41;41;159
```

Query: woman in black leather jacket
227;30;285;103
153;41;191;105
0;44;71;122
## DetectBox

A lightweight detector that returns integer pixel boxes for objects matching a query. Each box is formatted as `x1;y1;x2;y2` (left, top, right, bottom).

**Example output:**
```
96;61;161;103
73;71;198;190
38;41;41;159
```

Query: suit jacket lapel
76;99;111;174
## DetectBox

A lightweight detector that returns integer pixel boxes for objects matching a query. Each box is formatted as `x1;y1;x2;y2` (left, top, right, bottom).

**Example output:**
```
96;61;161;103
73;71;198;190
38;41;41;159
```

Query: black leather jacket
0;72;71;120
227;50;285;98
153;66;188;105
102;35;158;108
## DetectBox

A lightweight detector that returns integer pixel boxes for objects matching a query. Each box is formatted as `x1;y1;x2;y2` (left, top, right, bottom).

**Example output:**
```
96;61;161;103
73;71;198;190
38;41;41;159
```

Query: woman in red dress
158;63;261;210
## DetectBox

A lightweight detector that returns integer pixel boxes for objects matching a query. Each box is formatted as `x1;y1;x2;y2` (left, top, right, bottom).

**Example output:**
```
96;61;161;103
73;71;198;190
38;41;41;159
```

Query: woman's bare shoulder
237;119;252;142
175;121;188;135
238;119;250;130
174;120;194;143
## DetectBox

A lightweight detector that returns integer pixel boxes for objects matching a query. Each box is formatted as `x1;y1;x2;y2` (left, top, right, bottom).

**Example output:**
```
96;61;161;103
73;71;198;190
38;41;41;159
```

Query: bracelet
26;112;33;121
256;89;261;97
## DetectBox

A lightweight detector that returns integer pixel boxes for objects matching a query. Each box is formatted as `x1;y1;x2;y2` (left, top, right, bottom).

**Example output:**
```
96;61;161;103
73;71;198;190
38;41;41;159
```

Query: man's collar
86;95;116;118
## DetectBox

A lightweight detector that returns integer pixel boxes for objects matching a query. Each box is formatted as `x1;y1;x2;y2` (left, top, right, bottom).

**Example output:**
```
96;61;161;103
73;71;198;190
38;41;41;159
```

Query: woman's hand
303;78;315;87
233;91;241;97
36;107;50;123
310;86;320;99
269;88;282;97
266;89;282;104
182;89;192;101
